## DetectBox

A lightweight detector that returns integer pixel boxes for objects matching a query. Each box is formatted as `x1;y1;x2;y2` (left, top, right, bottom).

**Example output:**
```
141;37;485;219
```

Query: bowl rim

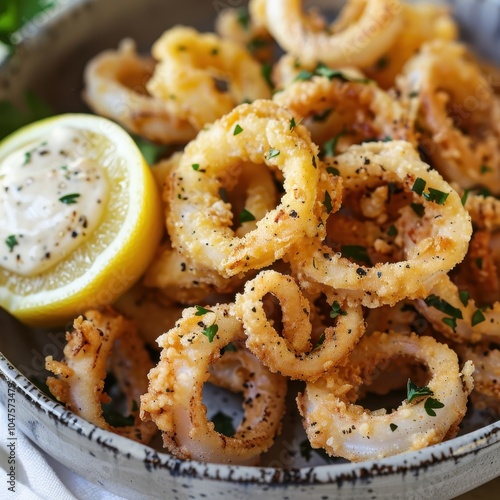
2;350;500;486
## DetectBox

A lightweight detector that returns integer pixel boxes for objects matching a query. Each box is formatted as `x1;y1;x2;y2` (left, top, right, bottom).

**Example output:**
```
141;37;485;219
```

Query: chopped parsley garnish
461;189;470;206
247;37;268;53
239;208;256;223
322;129;346;157
211;411;235;437
202;323;218;343
313;332;325;350
294;70;315;81
192;163;200;171
410;202;425;217
58;193;80;205
289;117;297;130
261;62;273;89
387;225;398;237
195;305;212;316
233;124;243;135
323;191;333;214
221;342;237;355
102;402;136;427
330;301;347;319
341;245;372;266
23;151;32;165
425;188;449;205
442;317;458;331
390;423;398;432
326;166;340;176
407;379;433;403
471;309;486;326
476;257;483;270
412;178;448;205
424;294;463;320
314;63;371;84
412;177;426;196
408;91;420;98
5;234;18;252
459;290;470;307
236;8;250;30
481;164;492;174
424;397;445;416
268;148;280;160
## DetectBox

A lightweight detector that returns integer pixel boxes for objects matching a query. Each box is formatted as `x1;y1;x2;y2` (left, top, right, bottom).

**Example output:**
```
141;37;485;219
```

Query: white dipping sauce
0;126;108;276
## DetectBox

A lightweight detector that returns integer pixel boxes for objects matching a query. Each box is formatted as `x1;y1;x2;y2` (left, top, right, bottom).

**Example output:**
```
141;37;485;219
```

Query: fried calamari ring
463;191;500;232
167;100;335;278
455;342;500;414
146;157;277;302
252;0;404;68
45;307;157;444
234;270;365;381
273;74;414;150
215;7;273;64
287;141;472;308
83;39;195;144
297;331;474;462
398;41;500;193
147;26;271;129
365;2;458;89
140;304;287;464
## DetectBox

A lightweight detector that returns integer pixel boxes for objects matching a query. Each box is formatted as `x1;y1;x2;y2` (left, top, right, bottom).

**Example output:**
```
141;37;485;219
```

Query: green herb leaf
323;191;333;214
58;193;80;205
221;342;237;355
192;163;200;171
233;124;243;135
412;177;426;196
239;208;256;223
424;294;463;319
442;317;458;331
0;91;52;140
326;166;340;176
424;397;445;416
471;309;486;326
341;245;372;266
424;188;449;205
195;305;212;316
387;225;398;237
211;411;235;436
294;70;314;81
268;148;280;160
314;63;371;84
390;423;398;432
407;379;433;403
132;135;172;165
313;332;325;350
5;234;18;252
261;62;273;89
410;202;425;217
461;189;470;206
476;257;483;270
481;164;492;174
322;129;346;157
236;8;250;31
247;37;268;53
202;323;218;342
289;117;297;130
330;301;347;319
459;290;470;307
299;438;336;463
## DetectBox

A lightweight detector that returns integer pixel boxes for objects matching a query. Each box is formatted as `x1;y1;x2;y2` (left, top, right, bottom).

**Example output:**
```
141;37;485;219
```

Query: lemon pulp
0;114;163;327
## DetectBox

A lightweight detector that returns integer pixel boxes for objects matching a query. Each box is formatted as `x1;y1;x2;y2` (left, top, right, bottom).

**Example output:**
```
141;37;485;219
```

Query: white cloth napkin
0;402;124;500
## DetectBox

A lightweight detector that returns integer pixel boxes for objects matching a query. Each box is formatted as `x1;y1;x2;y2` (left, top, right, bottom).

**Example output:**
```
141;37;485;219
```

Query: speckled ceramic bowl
1;1;500;499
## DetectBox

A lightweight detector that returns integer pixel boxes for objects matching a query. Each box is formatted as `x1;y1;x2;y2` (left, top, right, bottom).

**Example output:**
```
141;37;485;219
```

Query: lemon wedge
0;114;163;327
